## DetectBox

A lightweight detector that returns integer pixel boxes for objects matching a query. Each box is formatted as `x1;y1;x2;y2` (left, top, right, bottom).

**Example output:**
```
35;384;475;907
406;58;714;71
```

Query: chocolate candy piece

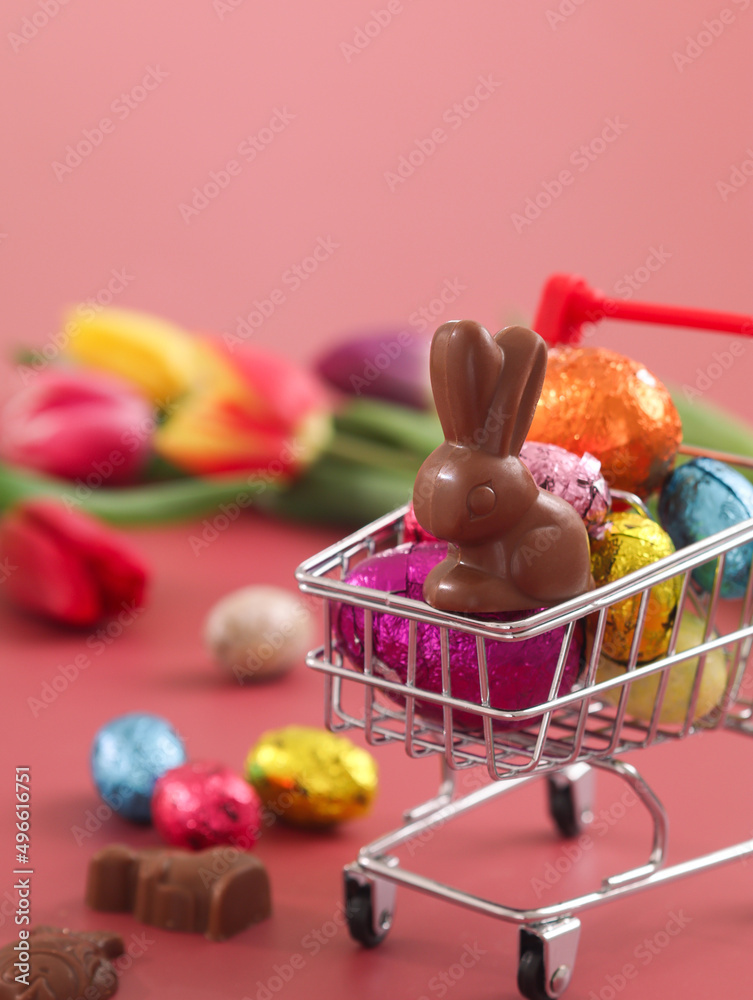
413;322;593;614
86;844;271;941
0;926;124;999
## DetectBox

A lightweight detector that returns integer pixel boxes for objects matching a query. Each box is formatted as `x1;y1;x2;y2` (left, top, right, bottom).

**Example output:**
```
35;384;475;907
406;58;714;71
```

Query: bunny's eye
467;483;496;519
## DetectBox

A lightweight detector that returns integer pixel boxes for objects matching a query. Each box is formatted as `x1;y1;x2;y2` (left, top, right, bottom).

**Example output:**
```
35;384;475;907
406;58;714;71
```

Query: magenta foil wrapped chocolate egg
336;542;584;730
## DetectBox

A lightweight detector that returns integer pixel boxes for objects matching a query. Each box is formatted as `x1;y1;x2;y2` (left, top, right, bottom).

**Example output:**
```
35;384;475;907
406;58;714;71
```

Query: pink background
2;0;752;410
2;3;753;1000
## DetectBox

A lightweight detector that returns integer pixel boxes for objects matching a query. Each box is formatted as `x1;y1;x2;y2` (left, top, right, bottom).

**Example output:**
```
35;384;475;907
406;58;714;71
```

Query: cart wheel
518;919;580;1000
518;946;549;1000
343;865;395;948
547;765;595;839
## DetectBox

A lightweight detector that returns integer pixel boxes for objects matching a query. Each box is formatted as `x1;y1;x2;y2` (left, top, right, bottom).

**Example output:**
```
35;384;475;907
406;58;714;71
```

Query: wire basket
297;454;753;783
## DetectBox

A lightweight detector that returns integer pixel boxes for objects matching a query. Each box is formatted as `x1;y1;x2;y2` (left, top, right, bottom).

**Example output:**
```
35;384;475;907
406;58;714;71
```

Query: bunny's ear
488;326;548;456
430;320;503;446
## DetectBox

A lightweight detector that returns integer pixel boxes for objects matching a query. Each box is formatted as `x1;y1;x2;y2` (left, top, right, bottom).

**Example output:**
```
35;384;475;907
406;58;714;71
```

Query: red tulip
0;369;153;485
0;499;148;625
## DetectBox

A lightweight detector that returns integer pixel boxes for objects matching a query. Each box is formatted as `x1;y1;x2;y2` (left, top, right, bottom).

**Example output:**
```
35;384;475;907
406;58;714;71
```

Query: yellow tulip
63;306;200;405
154;339;332;477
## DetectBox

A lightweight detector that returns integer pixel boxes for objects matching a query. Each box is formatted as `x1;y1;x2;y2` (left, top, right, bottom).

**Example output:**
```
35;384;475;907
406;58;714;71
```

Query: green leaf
670;386;753;484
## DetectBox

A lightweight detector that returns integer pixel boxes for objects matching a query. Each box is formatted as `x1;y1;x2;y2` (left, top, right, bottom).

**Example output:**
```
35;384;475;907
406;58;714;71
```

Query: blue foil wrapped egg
659;457;753;599
91;712;187;823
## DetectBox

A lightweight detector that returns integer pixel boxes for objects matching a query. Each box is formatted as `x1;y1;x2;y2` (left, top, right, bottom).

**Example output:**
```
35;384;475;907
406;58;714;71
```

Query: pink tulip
0;369;153;485
0;499;148;626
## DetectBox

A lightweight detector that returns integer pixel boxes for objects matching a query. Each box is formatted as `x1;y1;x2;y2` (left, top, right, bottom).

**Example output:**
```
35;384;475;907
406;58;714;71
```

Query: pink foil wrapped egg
520;441;611;539
152;761;263;851
336;542;584;731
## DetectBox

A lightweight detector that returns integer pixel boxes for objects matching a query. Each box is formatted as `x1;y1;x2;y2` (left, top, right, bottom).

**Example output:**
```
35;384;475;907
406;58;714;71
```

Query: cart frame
296;446;753;1000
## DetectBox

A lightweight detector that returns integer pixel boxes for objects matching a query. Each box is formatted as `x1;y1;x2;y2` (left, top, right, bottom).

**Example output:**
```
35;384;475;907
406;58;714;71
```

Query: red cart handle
533;273;753;346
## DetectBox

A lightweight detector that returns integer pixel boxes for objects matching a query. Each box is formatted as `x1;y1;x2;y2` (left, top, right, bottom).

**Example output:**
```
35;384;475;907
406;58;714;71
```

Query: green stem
325;430;423;473
256;455;414;525
335;397;442;458
0;463;280;525
670;387;753;484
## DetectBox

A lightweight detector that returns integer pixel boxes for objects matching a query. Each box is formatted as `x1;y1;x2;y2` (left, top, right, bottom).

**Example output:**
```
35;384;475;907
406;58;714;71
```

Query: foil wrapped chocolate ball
529;346;682;497
335;542;585;731
659;457;753;599
152;761;263;850
589;512;681;664
245;726;378;827
91;712;187;823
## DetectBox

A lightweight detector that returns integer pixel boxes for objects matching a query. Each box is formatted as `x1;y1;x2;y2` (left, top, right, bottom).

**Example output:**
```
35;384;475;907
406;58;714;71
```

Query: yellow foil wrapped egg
589;512;681;664
596;613;728;725
245;726;377;827
529;346;682;497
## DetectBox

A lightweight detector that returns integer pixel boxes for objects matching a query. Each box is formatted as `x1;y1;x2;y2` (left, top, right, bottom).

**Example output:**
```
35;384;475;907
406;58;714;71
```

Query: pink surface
2;3;753;999
1;514;753;1000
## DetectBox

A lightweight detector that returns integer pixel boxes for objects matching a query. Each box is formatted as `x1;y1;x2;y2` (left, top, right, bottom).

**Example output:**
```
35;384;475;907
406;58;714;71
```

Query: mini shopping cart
295;277;753;1000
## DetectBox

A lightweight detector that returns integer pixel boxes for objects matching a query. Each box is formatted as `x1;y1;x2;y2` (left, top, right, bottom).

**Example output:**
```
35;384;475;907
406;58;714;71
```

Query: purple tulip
315;329;431;409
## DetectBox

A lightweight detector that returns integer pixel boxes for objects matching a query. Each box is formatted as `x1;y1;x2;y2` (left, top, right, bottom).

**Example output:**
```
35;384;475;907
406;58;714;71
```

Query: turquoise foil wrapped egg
658;457;753;599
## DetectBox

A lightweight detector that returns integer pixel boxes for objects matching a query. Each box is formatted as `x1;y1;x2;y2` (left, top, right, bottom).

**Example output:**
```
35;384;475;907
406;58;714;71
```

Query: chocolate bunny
413;321;593;613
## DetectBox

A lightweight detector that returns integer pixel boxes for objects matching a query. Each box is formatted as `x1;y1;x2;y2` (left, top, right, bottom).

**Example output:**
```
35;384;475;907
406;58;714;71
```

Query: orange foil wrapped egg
529;346;682;498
